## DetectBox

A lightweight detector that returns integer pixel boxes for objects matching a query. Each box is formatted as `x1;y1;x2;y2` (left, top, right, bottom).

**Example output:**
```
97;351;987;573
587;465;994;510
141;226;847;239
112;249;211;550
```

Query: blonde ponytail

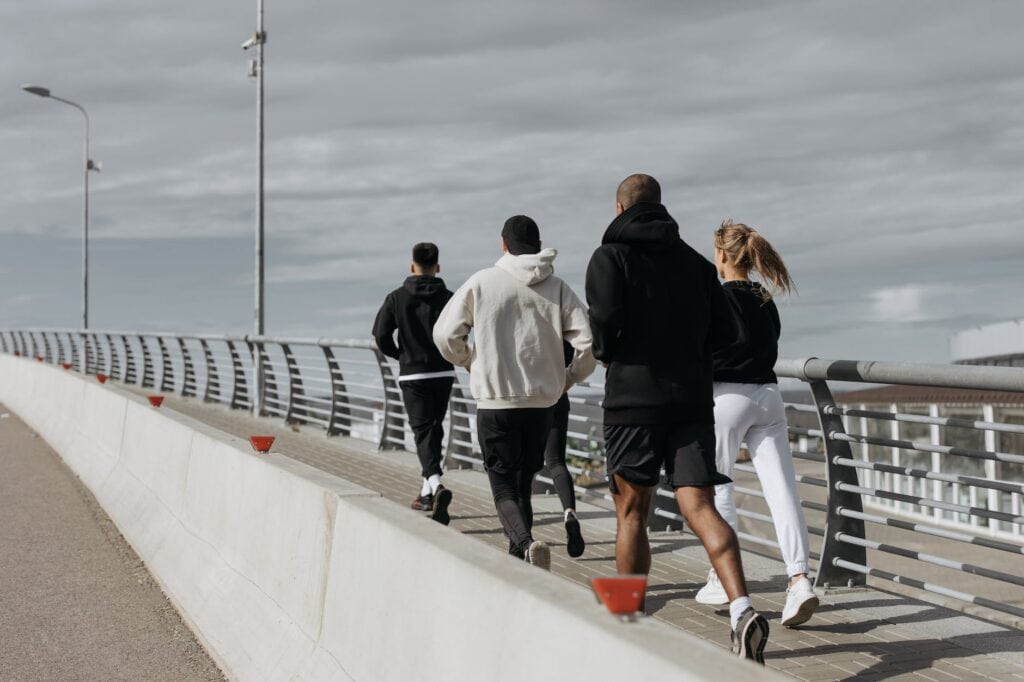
714;220;795;300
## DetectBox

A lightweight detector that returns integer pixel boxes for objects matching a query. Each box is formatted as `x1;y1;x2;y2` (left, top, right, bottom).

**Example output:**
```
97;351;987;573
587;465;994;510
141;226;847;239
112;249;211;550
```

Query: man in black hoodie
372;242;456;524
585;174;770;664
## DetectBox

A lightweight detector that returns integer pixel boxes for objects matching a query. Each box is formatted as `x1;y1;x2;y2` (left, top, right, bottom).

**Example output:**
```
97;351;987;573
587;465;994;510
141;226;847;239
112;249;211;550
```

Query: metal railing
2;330;1023;622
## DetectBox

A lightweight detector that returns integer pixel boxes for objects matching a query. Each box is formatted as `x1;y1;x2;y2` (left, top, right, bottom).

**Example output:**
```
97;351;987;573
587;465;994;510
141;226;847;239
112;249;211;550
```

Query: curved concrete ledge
0;355;777;681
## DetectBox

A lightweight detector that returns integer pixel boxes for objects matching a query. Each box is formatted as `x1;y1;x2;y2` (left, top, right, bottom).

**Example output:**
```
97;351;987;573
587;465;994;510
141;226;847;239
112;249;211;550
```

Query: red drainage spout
249;436;275;454
36;356;44;362
147;396;165;408
591;576;648;616
61;363;72;370
96;374;108;384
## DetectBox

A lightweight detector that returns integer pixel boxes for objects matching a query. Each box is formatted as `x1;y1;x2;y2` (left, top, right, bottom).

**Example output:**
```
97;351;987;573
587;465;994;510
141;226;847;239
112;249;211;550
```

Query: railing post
106;334;120;379
83;333;95;374
227;340;250;409
28;332;40;360
374;349;406;451
179;337;196;398
54;333;65;365
249;341;279;417
69;332;80;371
281;343;306;424
157;336;174;392
809;377;868;590
122;335;137;384
141;336;155;388
323;346;351;436
0;331;9;354
41;332;53;363
445;381;476;469
200;340;221;403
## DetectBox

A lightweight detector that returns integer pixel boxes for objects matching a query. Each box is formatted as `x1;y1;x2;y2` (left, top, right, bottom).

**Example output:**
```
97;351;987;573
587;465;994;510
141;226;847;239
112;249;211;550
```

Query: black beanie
501;215;541;255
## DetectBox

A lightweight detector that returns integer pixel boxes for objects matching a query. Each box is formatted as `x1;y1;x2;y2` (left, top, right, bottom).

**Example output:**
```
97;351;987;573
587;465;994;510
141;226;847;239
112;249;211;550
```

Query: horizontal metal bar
837;507;1024;556
835;533;1024;588
834;457;1024;495
832;559;1024;620
776;357;1024;393
832;431;1024;466
826;405;1024;435
837;482;1024;525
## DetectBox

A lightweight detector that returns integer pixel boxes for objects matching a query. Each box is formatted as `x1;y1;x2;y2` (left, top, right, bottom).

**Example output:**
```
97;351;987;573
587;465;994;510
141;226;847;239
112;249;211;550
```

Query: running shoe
564;510;585;558
526;540;551;571
695;568;729;605
508;539;525;560
731;607;769;665
780;576;819;628
431;485;453;526
410;493;433;512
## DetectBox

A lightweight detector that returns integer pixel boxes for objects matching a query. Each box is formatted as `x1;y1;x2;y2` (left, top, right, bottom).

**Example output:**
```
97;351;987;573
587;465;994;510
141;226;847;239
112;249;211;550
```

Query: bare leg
676;485;748;600
611;474;654;575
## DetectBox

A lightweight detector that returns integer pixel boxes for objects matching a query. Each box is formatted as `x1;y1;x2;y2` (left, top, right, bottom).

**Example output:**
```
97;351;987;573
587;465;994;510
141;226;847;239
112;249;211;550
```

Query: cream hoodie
433;249;596;410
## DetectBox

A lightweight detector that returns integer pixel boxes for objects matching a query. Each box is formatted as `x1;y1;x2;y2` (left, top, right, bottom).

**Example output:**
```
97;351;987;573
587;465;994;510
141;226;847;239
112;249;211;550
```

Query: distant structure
950;319;1024;367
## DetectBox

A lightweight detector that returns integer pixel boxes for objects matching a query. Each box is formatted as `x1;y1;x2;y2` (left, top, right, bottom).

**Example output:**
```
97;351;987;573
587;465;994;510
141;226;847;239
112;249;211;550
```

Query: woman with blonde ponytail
694;220;818;628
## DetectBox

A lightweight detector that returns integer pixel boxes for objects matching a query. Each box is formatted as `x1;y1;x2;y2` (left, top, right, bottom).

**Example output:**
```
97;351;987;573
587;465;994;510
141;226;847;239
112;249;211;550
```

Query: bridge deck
0;404;223;681
135;392;1024;681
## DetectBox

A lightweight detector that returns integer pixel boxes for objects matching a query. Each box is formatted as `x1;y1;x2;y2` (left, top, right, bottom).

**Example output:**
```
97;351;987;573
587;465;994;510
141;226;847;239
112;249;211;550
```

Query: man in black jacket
585;174;770;664
372;242;456;524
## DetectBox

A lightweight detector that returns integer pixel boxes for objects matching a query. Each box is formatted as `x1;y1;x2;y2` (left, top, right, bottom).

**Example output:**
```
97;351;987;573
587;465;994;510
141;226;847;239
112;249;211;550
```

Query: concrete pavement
0;404;223;682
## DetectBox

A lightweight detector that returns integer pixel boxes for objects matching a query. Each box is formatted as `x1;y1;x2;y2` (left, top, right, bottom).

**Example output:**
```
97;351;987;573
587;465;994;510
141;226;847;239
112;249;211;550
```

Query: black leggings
477;407;552;554
542;393;576;512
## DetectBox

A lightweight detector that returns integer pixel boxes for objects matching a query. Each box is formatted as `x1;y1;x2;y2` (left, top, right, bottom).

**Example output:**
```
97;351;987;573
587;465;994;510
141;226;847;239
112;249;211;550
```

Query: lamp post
21;84;99;332
242;0;267;416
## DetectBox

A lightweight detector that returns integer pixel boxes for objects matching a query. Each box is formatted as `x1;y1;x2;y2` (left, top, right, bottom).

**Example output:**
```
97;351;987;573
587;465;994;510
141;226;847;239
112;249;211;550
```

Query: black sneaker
508;539;525;560
431;485;453;526
410;494;433;512
731;607;769;665
565;511;585;558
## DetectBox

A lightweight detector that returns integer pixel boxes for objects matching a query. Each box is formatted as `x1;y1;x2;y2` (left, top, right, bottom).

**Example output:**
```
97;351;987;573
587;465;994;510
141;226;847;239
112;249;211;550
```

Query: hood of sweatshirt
403;275;448;298
601;202;680;247
495;248;557;286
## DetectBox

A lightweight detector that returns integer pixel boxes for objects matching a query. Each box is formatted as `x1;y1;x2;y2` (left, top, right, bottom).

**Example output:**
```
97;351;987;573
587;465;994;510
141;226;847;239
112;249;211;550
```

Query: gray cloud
1;1;1023;361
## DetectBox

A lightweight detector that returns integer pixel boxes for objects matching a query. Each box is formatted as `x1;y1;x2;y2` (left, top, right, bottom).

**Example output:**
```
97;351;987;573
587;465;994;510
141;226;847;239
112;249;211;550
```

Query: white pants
714;382;810;577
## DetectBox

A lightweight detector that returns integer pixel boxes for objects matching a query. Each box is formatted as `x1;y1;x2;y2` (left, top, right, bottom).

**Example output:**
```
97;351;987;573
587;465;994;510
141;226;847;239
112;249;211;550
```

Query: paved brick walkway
146;392;1024;681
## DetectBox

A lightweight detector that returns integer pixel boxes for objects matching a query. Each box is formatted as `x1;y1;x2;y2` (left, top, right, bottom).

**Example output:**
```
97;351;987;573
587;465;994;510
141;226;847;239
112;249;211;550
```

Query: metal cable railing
2;330;1023;621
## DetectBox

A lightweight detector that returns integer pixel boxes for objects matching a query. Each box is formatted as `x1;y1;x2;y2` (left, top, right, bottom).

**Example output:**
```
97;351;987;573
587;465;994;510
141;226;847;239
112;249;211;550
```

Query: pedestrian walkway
142;392;1024;681
0;404;223;681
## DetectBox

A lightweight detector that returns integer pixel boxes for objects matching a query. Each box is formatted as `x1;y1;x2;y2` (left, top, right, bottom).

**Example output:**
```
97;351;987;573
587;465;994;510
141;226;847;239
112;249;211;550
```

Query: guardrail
2;329;1023;623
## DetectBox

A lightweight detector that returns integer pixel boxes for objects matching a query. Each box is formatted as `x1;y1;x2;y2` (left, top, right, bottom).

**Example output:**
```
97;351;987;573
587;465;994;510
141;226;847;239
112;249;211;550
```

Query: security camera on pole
242;0;266;416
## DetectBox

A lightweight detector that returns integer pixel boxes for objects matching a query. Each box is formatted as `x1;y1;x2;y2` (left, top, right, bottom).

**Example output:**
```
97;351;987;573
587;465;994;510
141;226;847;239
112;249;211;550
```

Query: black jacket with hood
585;202;738;425
372;275;455;377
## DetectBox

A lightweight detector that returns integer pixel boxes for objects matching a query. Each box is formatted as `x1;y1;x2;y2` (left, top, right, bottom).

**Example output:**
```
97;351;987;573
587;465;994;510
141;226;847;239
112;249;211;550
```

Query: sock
427;474;442;494
420;478;431;496
729;596;753;630
564;508;575;522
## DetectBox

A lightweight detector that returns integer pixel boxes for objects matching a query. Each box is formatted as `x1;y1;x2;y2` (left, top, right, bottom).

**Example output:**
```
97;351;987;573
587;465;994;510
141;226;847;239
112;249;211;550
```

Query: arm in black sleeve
768;298;782;341
585;246;626;364
708;270;740;353
371;294;401;360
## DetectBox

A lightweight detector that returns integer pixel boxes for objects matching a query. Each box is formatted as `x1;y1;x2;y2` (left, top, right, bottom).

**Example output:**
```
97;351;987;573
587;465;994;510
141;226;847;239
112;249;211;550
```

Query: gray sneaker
731;607;769;665
526;540;550;571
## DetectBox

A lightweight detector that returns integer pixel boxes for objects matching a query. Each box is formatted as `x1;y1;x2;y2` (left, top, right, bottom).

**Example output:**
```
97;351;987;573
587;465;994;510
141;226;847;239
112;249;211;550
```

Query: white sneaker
526;541;550;571
780;577;819;627
695;568;729;605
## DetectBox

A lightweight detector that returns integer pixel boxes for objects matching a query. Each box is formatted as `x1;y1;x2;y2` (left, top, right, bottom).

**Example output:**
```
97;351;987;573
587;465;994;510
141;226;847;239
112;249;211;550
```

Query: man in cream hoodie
433;215;596;569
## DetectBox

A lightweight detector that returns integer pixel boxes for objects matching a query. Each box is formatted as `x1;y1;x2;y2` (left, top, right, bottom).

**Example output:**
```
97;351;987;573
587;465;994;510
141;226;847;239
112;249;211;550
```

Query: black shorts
476;408;553;477
603;422;731;493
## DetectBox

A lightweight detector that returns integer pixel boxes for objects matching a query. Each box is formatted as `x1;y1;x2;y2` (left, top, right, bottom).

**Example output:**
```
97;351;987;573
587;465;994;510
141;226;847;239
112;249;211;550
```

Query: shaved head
616;173;661;210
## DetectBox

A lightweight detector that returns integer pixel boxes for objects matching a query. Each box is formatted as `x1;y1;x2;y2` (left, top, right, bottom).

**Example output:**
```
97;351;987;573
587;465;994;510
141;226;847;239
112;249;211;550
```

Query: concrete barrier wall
0;355;774;681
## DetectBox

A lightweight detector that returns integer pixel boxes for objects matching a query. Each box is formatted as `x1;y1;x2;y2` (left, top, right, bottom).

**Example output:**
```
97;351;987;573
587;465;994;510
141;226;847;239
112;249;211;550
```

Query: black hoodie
372;275;455;377
712;281;780;384
585;203;738;424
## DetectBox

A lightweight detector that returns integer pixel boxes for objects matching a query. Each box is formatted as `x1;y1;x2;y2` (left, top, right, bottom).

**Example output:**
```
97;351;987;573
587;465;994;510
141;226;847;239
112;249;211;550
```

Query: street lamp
21;84;100;332
242;0;267;415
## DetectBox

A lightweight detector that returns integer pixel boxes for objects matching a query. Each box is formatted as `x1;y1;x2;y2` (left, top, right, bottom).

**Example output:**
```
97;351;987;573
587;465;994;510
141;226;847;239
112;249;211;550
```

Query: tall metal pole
20;86;94;331
253;0;266;415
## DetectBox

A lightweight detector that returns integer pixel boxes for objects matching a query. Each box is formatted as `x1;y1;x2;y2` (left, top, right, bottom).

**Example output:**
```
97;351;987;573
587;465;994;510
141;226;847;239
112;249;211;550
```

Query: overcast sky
1;1;1022;362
